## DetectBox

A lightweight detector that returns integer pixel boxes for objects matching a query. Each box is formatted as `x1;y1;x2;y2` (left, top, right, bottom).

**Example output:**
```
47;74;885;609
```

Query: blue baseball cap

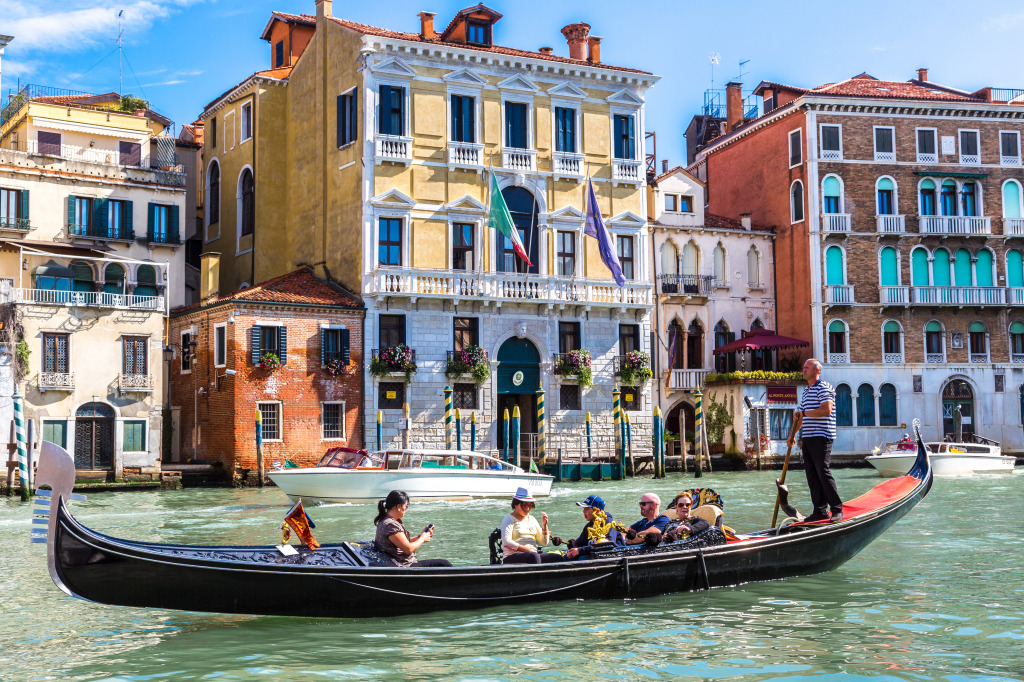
576;495;605;510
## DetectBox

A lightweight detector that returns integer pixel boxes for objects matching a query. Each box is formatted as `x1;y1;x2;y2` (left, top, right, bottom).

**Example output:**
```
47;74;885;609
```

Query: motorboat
30;435;932;618
266;447;553;504
866;433;1014;477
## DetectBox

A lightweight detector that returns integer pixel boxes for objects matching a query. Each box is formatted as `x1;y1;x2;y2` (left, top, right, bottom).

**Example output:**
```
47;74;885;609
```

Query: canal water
1;468;1021;681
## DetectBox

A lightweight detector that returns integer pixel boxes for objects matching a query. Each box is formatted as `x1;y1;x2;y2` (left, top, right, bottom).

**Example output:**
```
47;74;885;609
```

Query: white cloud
984;11;1024;32
139;79;184;87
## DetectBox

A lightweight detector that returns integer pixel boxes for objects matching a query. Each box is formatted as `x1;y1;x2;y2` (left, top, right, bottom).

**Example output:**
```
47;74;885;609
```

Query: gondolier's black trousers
803;436;842;515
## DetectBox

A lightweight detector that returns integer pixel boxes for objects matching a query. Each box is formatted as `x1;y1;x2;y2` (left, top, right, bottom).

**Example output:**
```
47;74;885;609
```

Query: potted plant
445;345;490;384
553;349;593;388
259;352;281;371
617;350;652;386
324;358;349;376
370;344;417;382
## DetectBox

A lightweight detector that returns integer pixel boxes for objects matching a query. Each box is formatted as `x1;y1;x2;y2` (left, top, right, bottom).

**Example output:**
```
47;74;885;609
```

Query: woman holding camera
373;490;452;567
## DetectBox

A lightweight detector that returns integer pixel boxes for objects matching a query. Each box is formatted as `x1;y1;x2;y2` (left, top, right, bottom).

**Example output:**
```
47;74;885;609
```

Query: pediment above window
443;68;488;87
606;88;644;106
370;188;416;208
497;74;539;93
445;194;487;213
549;205;585;222
608;210;646;227
371;56;416;78
547;81;587;100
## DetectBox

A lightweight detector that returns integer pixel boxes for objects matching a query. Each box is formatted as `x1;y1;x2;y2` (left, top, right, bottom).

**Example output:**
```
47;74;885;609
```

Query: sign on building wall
766;386;798;404
941;136;956;155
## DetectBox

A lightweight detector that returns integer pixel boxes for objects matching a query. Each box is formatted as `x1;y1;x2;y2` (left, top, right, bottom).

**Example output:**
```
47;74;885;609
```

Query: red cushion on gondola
838;475;919;519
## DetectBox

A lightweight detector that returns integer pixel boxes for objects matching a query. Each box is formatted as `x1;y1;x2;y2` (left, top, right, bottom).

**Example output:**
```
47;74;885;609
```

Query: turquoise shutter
278;326;287;365
18;190;29;225
320;328;326;365
124;200;134;238
66;195;75;228
147;202;155;241
342;328;350;365
93;198;108;235
169;204;180;243
251;326;261;364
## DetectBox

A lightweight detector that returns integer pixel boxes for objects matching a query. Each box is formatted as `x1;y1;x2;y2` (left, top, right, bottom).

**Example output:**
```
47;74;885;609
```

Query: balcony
375;134;413;164
612;159;643;185
1013;353;1024;364
879;285;910;306
0;147;185;188
926;353;944;363
827;352;849;364
364;267;652;309
502;148;536;172
883;353;903;364
119;373;154;393
0;217;31;232
140;229;181;247
669;368;709;391
960;152;980;166
970;353;989;364
447;141;483;170
919;216;991;236
1004;218;1024;236
825;285;854;305
917;152;938;164
911;286;1005;306
14;288;163;311
876;215;905;234
39;372;74;391
658;274;714;297
67;223;134;242
821;213;851;234
1001;155;1021;166
1007;288;1024;305
553;151;584;179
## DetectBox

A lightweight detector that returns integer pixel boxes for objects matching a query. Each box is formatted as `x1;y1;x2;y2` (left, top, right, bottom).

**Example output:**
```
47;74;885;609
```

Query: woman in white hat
500;487;561;564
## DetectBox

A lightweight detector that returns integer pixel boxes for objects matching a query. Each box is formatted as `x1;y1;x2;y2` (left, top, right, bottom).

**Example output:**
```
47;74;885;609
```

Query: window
257;402;281;441
148;203;177;243
616;235;634;280
961;182;978;217
453;317;478;351
122;336;148;376
917;128;937;162
275;40;285;67
925;321;943;360
822;176;841;214
118;140;141;167
38;130;61;156
1010;322;1024;359
820;124;842;160
68;195;91;235
42;333;69;374
919;179;937;216
70;261;93;293
620;386;640;412
679;195;694;212
559;321;581;354
108;199;130;239
451;94;475;143
0;187;27;230
933;249;951;286
686;321;704;369
379;382;405;409
879;384;897;426
322;327;350;365
209;116;217;148
941;181;957;216
207;162;220;226
1004;181;1023;219
42;420;67;449
556;230;576;276
665;194;677;212
240;102;252;142
969;321;987;359
453;222;474;270
560;384;581;411
835;385;853;426
505;101;528;149
713;321;736;373
466;20;490;46
828;320;847;357
788;129;801;166
453;383;478;410
769;409;793;440
103;263;125;295
667;321;685;369
1010;249;1024;287
824;246;845;287
883;320;902;359
874;126;895;161
976;249;993;287
791;180;804;222
1001;131;1021;165
554;107;576;153
337;89;357;147
123;421;146;451
379;314;406;348
378;217;402;266
713;244;727;286
619;324;640;355
857;384;875;427
877;177;895;215
180;331;192;373
240;169;254;237
747;247;761;287
321;402;345;439
214;324;227;367
613;113;636;160
959;130;979;164
379;85;405;136
250;325;286;365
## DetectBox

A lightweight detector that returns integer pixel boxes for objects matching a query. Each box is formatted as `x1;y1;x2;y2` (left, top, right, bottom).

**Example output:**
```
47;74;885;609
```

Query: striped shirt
799;379;837;439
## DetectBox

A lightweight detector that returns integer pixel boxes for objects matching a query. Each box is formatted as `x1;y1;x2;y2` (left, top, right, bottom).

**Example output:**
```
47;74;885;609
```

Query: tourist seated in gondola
500;488;563;564
625;493;672;545
560;494;625;560
662;493;710;542
373;490;452;568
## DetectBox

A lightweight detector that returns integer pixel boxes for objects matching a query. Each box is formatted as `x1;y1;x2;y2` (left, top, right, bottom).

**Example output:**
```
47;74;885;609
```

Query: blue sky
3;0;1024;164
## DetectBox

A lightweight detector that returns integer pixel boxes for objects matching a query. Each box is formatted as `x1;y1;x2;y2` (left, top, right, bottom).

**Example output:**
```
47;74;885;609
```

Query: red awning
712;329;810;355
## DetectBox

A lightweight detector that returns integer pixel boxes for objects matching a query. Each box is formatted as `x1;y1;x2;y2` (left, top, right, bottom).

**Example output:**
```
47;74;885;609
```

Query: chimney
200;252;221;302
315;0;332;20
725;81;743;133
917;67;928;82
538;46;553;55
418;12;436;40
560;22;590;61
587;35;602;64
661;160;668;173
740;214;752;230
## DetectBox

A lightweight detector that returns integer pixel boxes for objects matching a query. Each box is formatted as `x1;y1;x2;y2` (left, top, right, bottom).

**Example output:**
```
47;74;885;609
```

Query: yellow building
201;1;659;452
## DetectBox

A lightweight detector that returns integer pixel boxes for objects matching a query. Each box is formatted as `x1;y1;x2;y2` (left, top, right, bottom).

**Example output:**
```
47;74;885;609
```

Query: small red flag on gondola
282;501;319;550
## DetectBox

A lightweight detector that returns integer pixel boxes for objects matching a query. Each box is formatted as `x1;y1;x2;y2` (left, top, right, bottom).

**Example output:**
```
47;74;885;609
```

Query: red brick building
693;71;1024;454
169;265;365;470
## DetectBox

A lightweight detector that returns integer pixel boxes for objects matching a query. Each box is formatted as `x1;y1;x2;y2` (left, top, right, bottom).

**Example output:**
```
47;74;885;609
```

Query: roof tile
172;269;363;315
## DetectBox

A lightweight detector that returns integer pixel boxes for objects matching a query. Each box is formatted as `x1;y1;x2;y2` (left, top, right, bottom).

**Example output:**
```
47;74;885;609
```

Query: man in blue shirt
626;493;671;544
788;358;843;523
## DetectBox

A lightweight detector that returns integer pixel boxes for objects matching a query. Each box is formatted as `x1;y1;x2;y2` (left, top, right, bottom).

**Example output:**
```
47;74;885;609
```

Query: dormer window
466;21;491;46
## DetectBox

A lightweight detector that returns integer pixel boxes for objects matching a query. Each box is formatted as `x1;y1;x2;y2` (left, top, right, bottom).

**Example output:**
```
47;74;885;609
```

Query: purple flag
583;179;625;286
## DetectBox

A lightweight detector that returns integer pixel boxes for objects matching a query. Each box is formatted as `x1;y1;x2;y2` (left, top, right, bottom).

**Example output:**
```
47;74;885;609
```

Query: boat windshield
372;451;516;472
317;447;378;468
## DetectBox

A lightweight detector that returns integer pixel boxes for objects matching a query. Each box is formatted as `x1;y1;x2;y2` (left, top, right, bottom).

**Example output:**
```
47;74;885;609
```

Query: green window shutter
1004;181;1022;219
42;420;66;448
123;421;145;451
147;202;155;240
19;190;29;223
251;325;261;364
825;246;844;286
342;328;350;365
124;200;134;238
169;204;180;243
877;177;894;191
93;198;108;234
66;195;75;227
880;247;899;286
278;326;287;365
883;321;900;334
911;249;930;286
933;250;951;286
1008;250;1024;287
969;321;985;333
976;250;993;287
320;328;326;365
954;249;971;287
822;176;840;198
828;320;845;334
926;321;941;333
1011;322;1024;334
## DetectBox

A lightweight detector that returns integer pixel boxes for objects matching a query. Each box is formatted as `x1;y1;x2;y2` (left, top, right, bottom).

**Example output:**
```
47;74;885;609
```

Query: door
74;418;114;470
942;379;975;439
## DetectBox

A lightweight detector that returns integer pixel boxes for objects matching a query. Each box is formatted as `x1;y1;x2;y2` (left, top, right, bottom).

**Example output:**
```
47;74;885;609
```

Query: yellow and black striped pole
443;385;453;449
455;408;462;451
694;388;704;478
612;388;622;469
376;410;382;450
536;385;546;465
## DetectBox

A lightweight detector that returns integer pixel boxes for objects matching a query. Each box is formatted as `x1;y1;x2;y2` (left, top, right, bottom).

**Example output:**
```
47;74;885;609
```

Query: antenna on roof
117;10;124;96
709;52;720;90
737;59;749;83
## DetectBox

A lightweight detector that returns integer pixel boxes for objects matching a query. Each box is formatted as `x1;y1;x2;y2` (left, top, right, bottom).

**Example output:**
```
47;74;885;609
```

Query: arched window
714;320;736;373
822;176;841;214
498;186;539;274
791;180;804;222
207;160;220;226
713;243;727;286
1004;180;1023;219
911;247;930;286
969;321;987;360
857;383;875;426
880;247;899;286
976;249;994;287
925;320;944;361
919;179;937;216
682;241;698;276
835;384;853;426
103;263;125;294
69;260;94;293
961;181;978;217
827;320;848;361
932;249;951;286
135;264;158;298
659;241;677;293
238;168;254;237
879;384;897;426
954;248;972;287
668;320;684;369
876;177;895;215
747;247;760;287
941;180;957;216
825;246;845;286
1010;321;1024;362
1008;249;1024;288
883;320;902;361
686;320;704;369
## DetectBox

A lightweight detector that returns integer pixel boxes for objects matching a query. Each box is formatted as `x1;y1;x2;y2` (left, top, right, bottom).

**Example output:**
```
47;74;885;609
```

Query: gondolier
788;358;843;523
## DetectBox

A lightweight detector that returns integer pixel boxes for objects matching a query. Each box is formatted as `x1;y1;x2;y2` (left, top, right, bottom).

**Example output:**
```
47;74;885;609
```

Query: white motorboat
866;435;1015;477
268;447;553;504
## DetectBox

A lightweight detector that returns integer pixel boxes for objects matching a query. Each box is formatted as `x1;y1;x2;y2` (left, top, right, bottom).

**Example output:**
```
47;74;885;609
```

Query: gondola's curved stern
31;440;84;599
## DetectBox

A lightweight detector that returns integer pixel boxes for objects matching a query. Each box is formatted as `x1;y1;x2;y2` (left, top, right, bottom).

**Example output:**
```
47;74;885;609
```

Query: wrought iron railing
39;372;74;390
119;374;154;391
0;217;31;231
1;83;93;127
658;274;714;296
66;223;135;240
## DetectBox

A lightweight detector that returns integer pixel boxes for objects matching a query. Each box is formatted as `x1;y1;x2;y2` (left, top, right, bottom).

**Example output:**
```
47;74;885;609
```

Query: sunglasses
639;501;655;507
676;502;691;508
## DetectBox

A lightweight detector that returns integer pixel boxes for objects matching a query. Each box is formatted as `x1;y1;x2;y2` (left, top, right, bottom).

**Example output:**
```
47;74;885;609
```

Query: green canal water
1;468;1022;681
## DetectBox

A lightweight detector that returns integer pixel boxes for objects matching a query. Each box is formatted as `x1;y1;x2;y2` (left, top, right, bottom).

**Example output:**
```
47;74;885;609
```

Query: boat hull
866;453;1014;477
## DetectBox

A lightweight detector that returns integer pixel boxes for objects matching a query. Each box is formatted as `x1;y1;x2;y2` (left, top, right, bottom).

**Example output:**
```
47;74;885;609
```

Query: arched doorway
665;401;695;458
496;337;540;456
75;402;115;470
942;379;974;439
497;187;539;274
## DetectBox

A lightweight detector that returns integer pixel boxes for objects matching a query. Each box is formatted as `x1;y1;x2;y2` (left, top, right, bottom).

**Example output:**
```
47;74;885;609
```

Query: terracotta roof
204;67;292;112
262;10;315;40
654;164;704;186
255;66;294;80
438;4;503;42
704;213;742;229
32;91;121;106
173;269;363;316
808;74;981;102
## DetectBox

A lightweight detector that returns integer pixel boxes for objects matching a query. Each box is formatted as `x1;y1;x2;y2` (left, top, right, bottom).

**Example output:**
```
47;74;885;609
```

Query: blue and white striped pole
14;391;29;501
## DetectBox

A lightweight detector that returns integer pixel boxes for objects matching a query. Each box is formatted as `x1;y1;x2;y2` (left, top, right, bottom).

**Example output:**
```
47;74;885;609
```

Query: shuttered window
613;114;635;160
251;325;287;365
321;327;350;365
555;107;575;153
123;421;146;451
835;384;853;426
123;336;148;375
451;94;475;143
505;102;527;149
857;384;875;427
879;384;897;426
378;85;405;136
337;89;357;147
42;420;67;448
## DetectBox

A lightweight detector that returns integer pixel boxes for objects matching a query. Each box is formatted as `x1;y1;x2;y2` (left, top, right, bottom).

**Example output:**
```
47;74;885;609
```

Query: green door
496;337;540;394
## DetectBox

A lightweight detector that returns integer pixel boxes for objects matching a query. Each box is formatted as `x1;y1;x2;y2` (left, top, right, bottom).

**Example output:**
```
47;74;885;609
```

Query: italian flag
488;173;532;267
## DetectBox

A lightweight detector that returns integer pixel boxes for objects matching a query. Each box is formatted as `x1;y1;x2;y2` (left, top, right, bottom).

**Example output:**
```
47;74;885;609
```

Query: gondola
30;435;932;619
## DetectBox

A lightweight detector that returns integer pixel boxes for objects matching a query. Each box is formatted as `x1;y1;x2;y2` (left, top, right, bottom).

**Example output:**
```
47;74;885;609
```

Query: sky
3;0;1024;164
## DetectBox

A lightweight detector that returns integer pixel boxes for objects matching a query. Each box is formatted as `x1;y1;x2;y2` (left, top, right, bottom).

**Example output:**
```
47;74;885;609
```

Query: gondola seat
690;504;724;529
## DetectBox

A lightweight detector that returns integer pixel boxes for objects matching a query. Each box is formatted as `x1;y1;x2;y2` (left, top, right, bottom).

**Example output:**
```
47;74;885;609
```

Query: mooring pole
653;405;663;479
443;386;453;449
694;389;704;478
470;411;477;452
14;391;29;501
612;388;623;473
585;411;592;460
536;385;546;466
511;405;521;469
502;408;509;462
376;410;382;451
455;408;462;451
402;402;410;448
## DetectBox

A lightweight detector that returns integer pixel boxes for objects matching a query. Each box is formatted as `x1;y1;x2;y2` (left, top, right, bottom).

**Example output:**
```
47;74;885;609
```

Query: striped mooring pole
502;408;509;462
694;388;704;478
625;411;633;473
511;405;521;469
536;385;546;465
470;412;477;452
14;391;29;501
612;388;622;469
653;405;664;479
443;386;453;449
455;408;462;451
376;410;383;451
585;411;592;460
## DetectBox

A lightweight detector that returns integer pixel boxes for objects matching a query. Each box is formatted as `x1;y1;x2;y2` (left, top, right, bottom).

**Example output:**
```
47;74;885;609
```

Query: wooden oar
771;442;794;527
